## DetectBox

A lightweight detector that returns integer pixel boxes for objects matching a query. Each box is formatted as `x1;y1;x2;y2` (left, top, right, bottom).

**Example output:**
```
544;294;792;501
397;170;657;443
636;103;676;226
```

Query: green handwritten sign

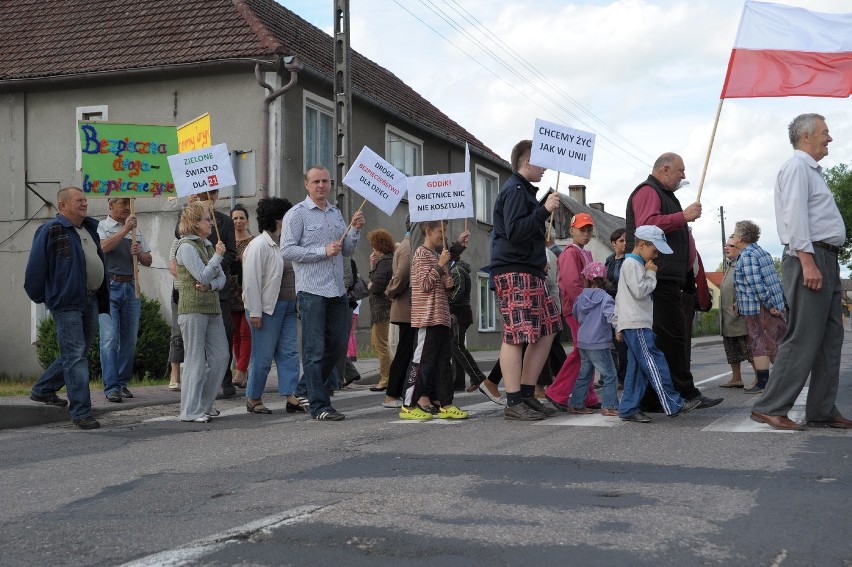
78;121;179;197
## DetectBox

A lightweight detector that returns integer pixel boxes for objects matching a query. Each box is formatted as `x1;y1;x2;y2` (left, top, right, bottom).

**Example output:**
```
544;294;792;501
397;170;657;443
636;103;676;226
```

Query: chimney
589;202;605;212
568;184;586;205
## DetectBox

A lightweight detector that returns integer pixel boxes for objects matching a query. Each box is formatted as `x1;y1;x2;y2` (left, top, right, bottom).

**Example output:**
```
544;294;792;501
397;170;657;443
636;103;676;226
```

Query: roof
558;193;625;250
705;271;723;288
0;0;506;165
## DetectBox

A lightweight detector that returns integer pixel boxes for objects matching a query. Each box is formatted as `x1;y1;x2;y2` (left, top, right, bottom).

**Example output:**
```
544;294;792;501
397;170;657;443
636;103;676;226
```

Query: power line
404;0;652;169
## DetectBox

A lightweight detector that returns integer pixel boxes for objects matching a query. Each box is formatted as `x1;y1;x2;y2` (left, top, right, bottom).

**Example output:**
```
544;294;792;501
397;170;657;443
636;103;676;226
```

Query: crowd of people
23;113;851;431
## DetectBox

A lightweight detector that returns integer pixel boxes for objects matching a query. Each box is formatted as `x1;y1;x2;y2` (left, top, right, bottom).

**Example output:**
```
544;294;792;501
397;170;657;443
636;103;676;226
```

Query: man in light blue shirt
752;113;851;431
281;165;364;420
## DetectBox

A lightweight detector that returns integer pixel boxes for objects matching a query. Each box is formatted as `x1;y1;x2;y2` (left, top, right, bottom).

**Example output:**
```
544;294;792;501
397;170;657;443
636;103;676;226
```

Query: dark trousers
645;280;700;402
451;316;486;389
404;325;452;407
387;322;415;398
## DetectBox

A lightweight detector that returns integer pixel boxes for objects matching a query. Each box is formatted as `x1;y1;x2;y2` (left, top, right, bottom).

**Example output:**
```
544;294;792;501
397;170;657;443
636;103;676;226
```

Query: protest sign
407;173;473;222
78;121;178;197
177;113;212;153
342;146;407;216
167;143;237;198
529;118;596;179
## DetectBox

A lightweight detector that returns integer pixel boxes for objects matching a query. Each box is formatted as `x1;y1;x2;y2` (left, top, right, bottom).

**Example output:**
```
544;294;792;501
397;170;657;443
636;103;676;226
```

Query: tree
824;162;852;270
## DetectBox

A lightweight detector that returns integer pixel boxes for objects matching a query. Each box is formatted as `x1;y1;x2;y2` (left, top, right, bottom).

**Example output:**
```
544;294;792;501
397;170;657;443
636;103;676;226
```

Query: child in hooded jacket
568;262;619;416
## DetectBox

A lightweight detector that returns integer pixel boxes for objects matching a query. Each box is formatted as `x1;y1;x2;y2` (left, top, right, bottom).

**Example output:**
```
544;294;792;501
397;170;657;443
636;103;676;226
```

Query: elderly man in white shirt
751;113;852;431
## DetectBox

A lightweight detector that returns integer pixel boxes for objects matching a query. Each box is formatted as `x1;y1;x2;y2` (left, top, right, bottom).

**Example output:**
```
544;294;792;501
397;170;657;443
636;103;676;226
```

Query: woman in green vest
175;201;228;423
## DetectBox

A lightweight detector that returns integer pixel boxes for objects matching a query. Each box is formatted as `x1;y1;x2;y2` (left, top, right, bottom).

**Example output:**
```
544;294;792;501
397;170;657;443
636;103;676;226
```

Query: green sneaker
399;406;433;421
437;405;469;419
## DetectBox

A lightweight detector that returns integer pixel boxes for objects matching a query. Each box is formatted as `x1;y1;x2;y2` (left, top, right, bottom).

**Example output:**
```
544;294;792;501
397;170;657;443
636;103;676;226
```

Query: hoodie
572;287;615;350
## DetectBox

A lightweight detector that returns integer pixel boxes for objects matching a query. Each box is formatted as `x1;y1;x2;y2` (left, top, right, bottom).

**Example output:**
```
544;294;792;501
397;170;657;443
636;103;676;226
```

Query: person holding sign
280;166;364;421
97;197;152;403
401;221;469;420
490;140;562;421
175;202;229;423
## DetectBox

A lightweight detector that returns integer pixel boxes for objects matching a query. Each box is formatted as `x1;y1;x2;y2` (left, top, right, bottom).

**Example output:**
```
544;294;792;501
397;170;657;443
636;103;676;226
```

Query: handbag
349;277;369;301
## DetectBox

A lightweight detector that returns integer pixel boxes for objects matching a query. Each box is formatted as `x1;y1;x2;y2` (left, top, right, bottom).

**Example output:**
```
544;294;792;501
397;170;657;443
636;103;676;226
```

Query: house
705;272;723;311
0;0;516;374
550;186;622;262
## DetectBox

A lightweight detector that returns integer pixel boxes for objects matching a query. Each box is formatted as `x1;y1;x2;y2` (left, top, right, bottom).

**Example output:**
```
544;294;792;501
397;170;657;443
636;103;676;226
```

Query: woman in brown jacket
367;229;395;391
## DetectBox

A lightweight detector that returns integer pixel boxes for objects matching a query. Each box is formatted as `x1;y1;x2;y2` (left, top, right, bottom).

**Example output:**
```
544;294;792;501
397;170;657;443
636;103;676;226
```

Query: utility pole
334;0;353;218
719;205;726;260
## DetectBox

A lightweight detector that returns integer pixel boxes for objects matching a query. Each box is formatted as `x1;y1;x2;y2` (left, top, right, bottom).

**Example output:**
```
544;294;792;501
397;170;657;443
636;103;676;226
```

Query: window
478;274;498;332
386;126;422;176
75;105;108;170
475;166;498;224
304;96;334;173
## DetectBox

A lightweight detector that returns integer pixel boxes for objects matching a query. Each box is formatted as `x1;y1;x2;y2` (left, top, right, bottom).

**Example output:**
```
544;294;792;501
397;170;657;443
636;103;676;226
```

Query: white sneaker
382;399;403;408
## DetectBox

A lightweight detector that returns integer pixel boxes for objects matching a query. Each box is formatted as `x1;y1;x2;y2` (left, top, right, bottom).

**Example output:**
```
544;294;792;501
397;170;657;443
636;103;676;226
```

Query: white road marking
118;504;328;567
695;371;732;386
703;388;808;433
539;413;621;427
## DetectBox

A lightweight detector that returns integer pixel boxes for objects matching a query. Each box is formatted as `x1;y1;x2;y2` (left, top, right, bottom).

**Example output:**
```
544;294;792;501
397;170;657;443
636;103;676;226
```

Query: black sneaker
120;387;133;399
504;403;546;421
221;385;237;397
106;390;122;403
695;395;724;407
523;397;556;417
73;417;101;430
544;393;569;412
313;409;345;421
30;392;68;407
621;412;652;423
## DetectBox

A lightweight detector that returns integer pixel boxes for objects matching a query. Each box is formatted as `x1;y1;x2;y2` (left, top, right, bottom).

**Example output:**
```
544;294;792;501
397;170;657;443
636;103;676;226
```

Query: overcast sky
279;0;852;274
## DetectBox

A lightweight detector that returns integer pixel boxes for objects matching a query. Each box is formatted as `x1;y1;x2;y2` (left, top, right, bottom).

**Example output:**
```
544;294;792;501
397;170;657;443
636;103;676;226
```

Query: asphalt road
1;336;850;566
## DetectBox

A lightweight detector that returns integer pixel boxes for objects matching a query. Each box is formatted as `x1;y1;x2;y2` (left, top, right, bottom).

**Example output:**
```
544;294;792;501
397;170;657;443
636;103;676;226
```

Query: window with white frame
75;105;108;170
475;165;498;224
386;127;422;176
304;96;334;173
478;274;498;332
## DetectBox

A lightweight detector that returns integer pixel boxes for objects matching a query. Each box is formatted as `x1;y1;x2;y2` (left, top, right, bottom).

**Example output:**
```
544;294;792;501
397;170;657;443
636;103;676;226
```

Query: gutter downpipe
255;57;303;199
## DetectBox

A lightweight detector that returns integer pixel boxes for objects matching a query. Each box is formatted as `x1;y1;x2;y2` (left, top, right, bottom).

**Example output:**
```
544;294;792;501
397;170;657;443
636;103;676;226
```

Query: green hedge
36;293;170;381
692;308;720;337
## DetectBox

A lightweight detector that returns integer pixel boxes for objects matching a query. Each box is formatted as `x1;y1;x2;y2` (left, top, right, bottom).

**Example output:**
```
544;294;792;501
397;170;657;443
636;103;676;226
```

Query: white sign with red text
168;143;236;197
530;118;596;179
407;172;473;222
342;146;407;217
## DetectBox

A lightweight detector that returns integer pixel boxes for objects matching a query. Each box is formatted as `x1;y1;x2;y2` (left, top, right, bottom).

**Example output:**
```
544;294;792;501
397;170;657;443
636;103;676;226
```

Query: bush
692;308;720;338
35;293;170;381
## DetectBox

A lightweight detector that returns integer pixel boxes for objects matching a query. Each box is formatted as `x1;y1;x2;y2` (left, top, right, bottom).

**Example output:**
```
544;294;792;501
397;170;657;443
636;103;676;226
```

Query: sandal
246;399;272;414
168;382;180;391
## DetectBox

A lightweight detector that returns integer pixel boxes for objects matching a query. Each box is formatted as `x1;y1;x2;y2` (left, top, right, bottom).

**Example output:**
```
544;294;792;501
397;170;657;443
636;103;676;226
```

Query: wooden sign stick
130;198;140;299
339;197;368;244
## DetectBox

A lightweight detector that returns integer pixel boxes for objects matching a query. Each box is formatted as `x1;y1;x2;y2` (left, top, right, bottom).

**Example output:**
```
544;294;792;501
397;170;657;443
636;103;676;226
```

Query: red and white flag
721;1;852;99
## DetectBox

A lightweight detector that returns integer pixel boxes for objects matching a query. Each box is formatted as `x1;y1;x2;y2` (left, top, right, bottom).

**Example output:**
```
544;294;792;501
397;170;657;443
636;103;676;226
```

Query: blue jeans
571;347;619;410
31;296;99;421
246;299;299;399
619;328;684;417
99;280;141;394
295;292;348;416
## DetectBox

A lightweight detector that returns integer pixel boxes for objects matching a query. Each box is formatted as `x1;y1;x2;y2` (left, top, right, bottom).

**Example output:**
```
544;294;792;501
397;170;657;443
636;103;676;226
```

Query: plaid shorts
494;272;563;345
744;307;787;357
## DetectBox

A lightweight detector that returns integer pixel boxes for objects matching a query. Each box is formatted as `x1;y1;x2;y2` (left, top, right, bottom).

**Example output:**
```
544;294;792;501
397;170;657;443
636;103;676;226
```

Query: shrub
35;293;170;381
692;308;720;338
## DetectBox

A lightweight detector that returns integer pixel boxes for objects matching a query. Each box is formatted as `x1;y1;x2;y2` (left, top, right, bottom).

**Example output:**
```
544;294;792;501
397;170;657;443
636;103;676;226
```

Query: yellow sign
177;113;212;153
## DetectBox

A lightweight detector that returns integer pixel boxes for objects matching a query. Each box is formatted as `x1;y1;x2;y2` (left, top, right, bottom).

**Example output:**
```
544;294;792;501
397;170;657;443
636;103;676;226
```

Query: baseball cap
581;261;607;281
571;212;594;228
634;225;672;254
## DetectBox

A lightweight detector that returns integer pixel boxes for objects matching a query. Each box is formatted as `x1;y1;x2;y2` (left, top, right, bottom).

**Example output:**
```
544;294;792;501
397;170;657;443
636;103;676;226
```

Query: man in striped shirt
280;166;364;421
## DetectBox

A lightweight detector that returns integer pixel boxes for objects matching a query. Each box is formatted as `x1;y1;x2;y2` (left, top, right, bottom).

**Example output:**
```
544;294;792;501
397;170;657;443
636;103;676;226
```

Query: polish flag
721;1;852;99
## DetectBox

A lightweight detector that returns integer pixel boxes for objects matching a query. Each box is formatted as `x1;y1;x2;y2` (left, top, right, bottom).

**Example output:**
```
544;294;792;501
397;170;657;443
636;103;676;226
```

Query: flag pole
207;193;221;241
339;197;367;244
695;99;725;204
130;198;140;299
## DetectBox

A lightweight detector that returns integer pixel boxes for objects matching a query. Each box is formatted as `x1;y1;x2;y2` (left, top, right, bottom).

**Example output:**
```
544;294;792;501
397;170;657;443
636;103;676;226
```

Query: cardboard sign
177;113;212;153
407;173;473;222
530;118;596;179
167;143;237;198
78;121;178;197
342;146;407;217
